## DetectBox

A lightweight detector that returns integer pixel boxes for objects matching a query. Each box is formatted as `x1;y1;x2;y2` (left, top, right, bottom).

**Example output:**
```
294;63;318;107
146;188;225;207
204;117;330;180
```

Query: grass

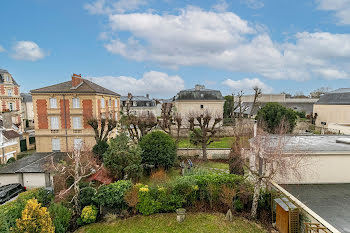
77;213;267;233
178;137;235;149
196;161;229;170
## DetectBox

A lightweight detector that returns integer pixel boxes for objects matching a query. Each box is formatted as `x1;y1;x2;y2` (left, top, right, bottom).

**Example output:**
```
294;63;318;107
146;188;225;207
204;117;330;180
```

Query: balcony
51;130;59;133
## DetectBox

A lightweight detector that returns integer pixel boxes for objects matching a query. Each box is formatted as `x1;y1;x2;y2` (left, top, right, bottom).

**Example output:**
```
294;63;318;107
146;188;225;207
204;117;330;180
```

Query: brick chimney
72;73;83;88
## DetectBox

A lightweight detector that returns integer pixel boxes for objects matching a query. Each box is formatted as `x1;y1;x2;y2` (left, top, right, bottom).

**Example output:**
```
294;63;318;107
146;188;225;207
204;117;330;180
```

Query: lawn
77;213;267;233
196;161;229;170
178;137;235;148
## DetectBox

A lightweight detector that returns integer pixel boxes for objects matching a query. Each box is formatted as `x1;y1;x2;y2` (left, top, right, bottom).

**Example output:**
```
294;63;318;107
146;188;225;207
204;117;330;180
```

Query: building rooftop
0;152;65;174
0;69;19;86
31;78;120;96
175;84;224;101
3;130;20;139
283;184;350;233
20;93;32;102
120;96;153;101
250;135;350;153
316;88;350;105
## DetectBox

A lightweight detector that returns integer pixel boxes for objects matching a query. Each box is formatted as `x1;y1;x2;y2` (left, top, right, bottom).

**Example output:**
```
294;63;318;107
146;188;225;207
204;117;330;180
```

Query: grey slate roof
3;130;20;139
316;88;350;105
0;152;65;174
120;96;152;101
283;184;350;233
31;79;120;96
21;93;32;102
250;135;350;153
0;69;19;86
175;85;224;101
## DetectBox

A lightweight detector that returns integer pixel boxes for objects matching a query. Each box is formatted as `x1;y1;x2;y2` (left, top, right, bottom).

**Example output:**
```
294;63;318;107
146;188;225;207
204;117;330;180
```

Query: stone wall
177;148;230;160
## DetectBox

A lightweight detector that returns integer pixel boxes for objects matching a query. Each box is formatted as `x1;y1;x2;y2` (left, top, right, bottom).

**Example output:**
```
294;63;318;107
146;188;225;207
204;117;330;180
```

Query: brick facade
37;99;48;129
83;99;93;128
14;86;18;95
60;99;71;129
0;85;4;95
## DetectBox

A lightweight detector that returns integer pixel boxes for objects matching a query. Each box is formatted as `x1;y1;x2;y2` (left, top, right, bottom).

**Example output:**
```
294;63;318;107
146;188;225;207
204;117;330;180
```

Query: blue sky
1;0;350;98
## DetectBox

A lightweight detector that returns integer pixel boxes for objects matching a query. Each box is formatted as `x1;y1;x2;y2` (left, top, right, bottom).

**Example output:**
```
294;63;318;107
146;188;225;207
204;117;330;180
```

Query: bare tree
247;121;304;219
158;102;183;144
51;147;100;213
188;110;222;161
236;91;249;120
88;118;117;143
250;86;262;117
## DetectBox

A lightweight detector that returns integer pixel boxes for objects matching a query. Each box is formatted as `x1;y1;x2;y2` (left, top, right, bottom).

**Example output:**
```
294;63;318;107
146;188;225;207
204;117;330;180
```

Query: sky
1;0;350;98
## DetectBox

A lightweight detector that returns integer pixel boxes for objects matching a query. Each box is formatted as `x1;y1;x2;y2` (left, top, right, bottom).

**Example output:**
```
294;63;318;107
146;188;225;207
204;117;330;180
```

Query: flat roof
251;135;350;153
283;184;350;233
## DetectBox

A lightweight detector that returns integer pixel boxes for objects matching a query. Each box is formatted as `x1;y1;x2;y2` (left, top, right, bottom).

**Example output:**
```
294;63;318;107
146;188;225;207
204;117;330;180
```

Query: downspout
63;94;68;152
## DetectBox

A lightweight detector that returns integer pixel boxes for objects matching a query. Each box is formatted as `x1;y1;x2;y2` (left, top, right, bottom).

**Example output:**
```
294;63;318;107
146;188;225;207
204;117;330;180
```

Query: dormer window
5;76;10;82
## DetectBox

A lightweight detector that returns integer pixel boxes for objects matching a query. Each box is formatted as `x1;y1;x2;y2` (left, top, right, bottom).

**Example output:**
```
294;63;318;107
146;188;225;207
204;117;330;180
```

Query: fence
269;181;340;233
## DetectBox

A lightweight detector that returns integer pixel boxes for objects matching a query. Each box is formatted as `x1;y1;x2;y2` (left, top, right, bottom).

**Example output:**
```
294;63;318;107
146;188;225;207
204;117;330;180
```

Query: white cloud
241;0;264;9
223;78;273;93
317;0;350;25
90;6;350;81
11;41;46;61
87;71;184;98
84;0;147;15
212;0;229;12
0;45;5;53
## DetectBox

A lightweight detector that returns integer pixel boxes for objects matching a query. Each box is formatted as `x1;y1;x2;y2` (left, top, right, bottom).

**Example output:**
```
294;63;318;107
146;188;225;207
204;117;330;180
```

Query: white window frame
5;76;10;82
7;89;12;96
50;98;57;108
52;138;61;151
101;98;105;108
74;138;83;150
8;102;13;111
72;98;80;108
72;116;82;129
50;116;59;129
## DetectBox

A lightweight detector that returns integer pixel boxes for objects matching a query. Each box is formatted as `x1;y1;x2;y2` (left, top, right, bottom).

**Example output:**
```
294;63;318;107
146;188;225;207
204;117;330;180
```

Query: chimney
146;94;149;99
127;93;133;100
72;73;83;88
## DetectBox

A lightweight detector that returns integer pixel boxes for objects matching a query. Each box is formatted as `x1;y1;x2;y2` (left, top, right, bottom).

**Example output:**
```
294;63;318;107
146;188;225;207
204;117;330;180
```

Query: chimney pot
146;94;149;99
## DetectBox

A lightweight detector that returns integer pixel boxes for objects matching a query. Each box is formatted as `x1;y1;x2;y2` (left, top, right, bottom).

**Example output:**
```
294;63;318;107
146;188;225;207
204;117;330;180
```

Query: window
50;98;57;108
8;103;13;111
74;138;83;150
7;89;12;96
5;76;10;82
72;98;80;108
115;111;118;121
115;99;119;107
72;117;82;129
101;98;105;108
52;138;60;152
200;104;204;109
50;116;59;129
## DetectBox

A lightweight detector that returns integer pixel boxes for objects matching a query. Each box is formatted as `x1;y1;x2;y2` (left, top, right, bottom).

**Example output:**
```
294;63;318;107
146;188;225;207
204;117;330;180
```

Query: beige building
313;88;350;133
0;129;21;164
31;74;120;152
21;93;34;129
0;69;22;127
174;85;224;119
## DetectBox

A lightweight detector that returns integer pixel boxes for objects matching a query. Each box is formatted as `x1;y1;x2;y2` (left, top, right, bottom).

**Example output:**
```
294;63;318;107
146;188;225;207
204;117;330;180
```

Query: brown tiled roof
3;130;20;139
30;79;120;96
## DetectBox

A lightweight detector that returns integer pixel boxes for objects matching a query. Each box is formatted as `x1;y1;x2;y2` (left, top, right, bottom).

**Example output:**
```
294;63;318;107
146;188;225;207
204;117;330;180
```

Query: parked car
0;183;26;204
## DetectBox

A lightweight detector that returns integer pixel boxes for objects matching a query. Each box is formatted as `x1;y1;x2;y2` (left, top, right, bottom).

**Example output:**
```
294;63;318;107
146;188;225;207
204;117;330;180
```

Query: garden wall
177;148;230;159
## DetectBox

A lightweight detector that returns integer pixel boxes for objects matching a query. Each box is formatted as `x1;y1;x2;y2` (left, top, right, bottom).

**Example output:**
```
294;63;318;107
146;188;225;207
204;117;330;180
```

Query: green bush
104;133;143;181
49;203;72;233
0;188;45;232
6;157;16;164
139;131;177;170
295;110;306;118
256;102;298;133
233;199;243;212
81;205;98;224
79;187;97;208
94;180;132;209
136;186;161;215
92;140;109;161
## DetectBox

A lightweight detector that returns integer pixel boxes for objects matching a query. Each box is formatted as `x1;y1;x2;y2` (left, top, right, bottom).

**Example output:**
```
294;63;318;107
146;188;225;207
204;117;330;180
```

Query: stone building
120;94;160;116
31;74;120;152
21;93;34;129
174;84;225;118
0;69;22;127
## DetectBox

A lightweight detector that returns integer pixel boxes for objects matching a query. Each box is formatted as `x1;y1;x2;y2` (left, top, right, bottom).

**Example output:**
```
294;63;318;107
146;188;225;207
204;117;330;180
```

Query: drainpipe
63;94;68;152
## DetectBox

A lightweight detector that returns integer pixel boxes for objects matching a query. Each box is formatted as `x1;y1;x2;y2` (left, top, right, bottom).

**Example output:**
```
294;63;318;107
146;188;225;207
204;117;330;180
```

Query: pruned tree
158;102;183;144
250;86;262;117
51;147;100;213
310;87;331;98
88;118;117;143
188;110;222;161
248;121;304;219
236;91;249;120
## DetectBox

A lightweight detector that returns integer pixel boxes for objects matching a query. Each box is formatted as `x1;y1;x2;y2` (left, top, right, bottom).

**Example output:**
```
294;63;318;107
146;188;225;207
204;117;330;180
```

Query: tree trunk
202;142;208;161
250;178;262;219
